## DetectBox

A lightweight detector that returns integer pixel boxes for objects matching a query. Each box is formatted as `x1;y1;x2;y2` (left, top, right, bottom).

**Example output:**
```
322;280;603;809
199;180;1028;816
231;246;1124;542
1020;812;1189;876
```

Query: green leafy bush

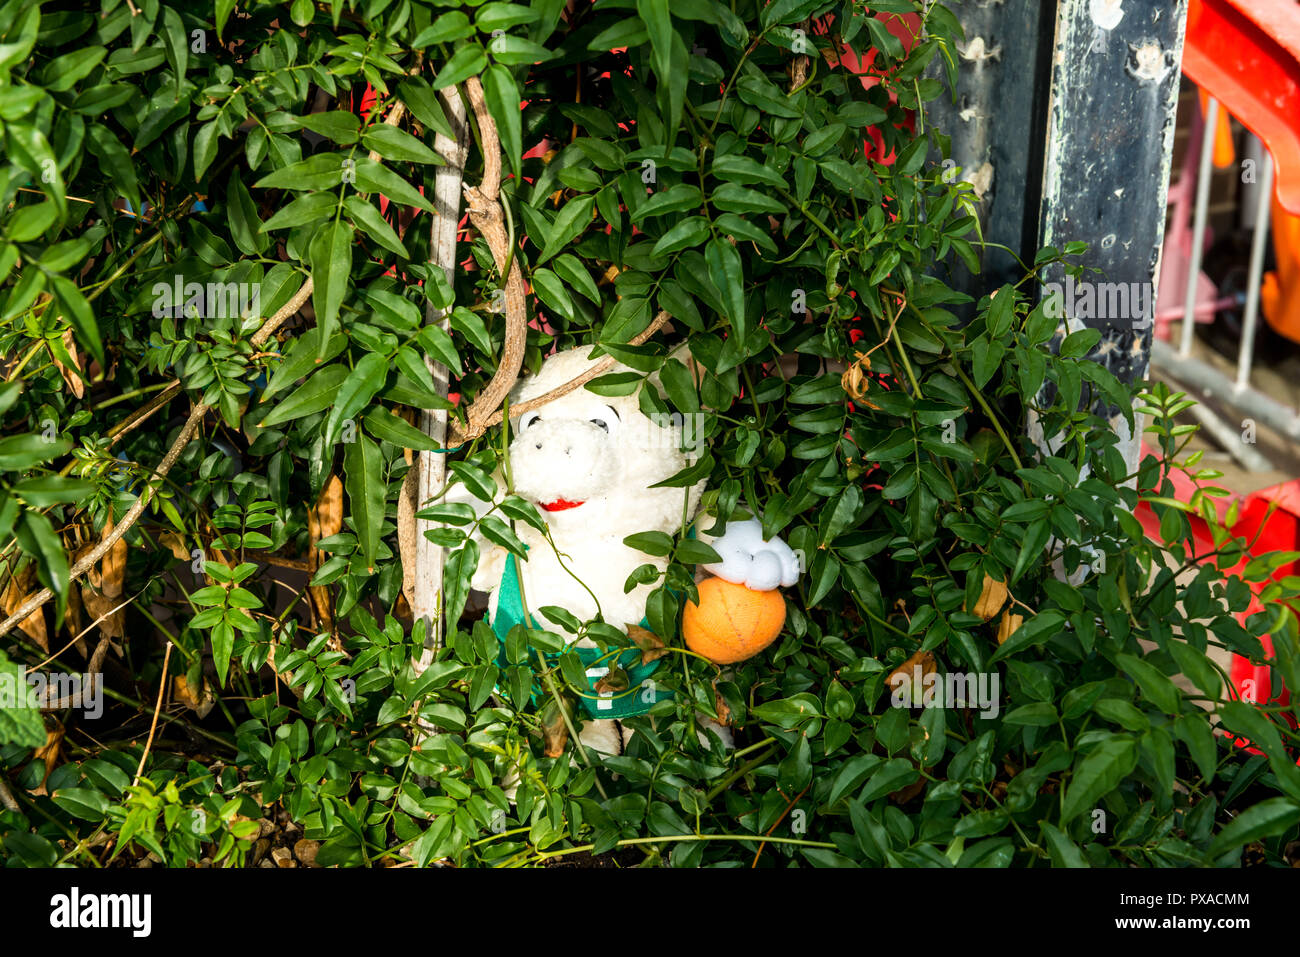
1;0;1299;868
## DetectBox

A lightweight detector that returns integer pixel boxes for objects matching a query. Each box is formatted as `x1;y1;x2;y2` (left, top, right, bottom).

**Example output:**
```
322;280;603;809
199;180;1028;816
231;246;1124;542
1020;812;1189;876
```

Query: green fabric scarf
491;554;674;720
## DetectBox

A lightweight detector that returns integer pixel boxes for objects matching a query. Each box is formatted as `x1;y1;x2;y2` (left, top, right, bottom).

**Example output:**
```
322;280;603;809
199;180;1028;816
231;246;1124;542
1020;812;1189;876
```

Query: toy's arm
697;517;799;591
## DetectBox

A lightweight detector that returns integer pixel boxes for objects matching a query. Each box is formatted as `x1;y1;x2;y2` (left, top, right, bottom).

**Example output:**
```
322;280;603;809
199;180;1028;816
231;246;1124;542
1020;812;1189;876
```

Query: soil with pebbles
109;808;322;868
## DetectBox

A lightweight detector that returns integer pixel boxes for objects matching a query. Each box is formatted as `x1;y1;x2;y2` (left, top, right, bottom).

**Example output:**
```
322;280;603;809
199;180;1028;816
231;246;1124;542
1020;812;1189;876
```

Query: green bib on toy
491;555;674;720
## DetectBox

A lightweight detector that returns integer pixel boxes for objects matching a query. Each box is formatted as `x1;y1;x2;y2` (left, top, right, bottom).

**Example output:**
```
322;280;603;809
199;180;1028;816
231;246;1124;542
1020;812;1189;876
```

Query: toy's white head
507;346;701;537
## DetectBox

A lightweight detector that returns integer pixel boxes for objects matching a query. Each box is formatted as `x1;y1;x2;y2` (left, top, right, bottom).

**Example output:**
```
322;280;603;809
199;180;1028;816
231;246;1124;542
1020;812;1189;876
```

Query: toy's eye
590;418;609;432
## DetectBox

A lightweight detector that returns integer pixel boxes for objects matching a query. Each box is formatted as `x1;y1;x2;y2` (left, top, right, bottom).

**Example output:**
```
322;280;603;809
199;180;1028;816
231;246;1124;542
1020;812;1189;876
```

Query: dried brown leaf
101;513;127;599
173;674;215;719
15;605;46;649
592;664;629;696
65;583;86;656
626;623;668;665
840;353;880;410
540;698;568;758
889;777;927;804
885;649;936;701
158;531;190;561
997;610;1025;645
393;590;412;621
3;566;48;650
31;724;65;796
79;585;125;640
970;574;1008;622
307;475;343;629
52;328;85;399
714;681;733;727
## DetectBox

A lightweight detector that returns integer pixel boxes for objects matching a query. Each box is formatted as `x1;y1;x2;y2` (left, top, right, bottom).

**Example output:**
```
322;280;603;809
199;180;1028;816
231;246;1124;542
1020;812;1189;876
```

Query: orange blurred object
1188;93;1300;345
1184;0;1300;215
682;577;787;665
1261;193;1300;344
1198;88;1237;168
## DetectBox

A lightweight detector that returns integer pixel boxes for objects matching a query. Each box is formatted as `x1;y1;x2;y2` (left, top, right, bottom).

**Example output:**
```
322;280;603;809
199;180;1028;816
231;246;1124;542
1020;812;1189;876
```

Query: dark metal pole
1038;0;1189;384
929;0;1190;471
925;0;1060;300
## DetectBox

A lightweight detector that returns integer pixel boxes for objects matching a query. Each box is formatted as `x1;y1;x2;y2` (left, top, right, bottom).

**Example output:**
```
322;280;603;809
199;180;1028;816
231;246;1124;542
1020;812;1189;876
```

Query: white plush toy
447;345;798;754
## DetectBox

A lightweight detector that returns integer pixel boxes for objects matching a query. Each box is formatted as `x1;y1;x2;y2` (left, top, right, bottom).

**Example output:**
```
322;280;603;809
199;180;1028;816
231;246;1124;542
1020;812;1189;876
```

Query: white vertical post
1181;96;1219;357
413;88;469;670
1235;151;1274;392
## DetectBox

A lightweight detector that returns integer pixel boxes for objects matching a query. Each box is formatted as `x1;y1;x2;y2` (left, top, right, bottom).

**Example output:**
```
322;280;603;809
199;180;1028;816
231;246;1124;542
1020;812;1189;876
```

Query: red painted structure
1134;451;1295;727
1183;0;1300;216
1153;0;1300;727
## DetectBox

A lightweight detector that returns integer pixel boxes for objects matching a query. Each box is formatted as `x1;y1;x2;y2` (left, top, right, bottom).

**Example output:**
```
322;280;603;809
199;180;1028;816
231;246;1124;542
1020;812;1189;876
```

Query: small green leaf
0;650;45;748
1208;798;1300;858
1060;735;1138;824
261;327;349;401
432;43;487;89
259;364;350;427
344;196;408;258
1039;821;1090;868
483;65;522;179
0;434;70;471
293;111;360;144
52;787;109;821
623;531;674;557
1116;653;1181;714
262;193;338;232
193;121;220;183
226;171;268;256
553;254;601;304
705;237;746;341
353;159;436;213
344;432;386;572
538;194;596;264
211;621;234;688
361;125;443;165
397;78;455;141
50;276;103;368
650;216;709;256
17;510;69;614
363;407;444;451
12;476;95;507
412;10;474;46
5;201;58;241
309;221;354;356
324;353;389;447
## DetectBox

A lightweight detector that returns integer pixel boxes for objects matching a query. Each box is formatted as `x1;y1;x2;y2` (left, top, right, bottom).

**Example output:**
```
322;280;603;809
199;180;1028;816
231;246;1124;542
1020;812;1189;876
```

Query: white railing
1151;95;1300;472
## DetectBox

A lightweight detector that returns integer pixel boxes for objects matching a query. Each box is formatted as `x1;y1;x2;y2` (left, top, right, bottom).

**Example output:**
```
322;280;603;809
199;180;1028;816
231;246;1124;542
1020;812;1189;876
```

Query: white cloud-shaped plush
701;517;799;592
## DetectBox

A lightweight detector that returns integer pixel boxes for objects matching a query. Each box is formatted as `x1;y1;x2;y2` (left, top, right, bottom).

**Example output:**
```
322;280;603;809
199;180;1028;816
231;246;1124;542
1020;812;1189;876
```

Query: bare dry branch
0;401;210;640
0;99;421;641
472;309;673;432
447;76;527;445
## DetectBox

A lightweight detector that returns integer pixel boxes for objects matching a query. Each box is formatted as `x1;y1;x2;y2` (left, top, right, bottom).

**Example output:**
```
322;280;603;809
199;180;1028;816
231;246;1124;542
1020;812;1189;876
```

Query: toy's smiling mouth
539;499;585;512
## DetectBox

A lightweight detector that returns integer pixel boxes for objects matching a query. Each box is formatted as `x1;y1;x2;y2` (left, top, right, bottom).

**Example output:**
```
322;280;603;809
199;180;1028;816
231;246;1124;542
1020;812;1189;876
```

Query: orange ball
682;577;787;665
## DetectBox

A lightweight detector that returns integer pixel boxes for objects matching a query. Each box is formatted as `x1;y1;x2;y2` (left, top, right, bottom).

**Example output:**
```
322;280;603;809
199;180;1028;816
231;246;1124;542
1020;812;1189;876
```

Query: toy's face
503;346;700;537
509;394;624;512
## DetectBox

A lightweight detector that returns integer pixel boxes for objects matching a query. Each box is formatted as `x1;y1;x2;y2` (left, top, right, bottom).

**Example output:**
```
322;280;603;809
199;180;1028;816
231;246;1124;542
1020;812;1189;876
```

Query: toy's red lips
539;499;585;512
